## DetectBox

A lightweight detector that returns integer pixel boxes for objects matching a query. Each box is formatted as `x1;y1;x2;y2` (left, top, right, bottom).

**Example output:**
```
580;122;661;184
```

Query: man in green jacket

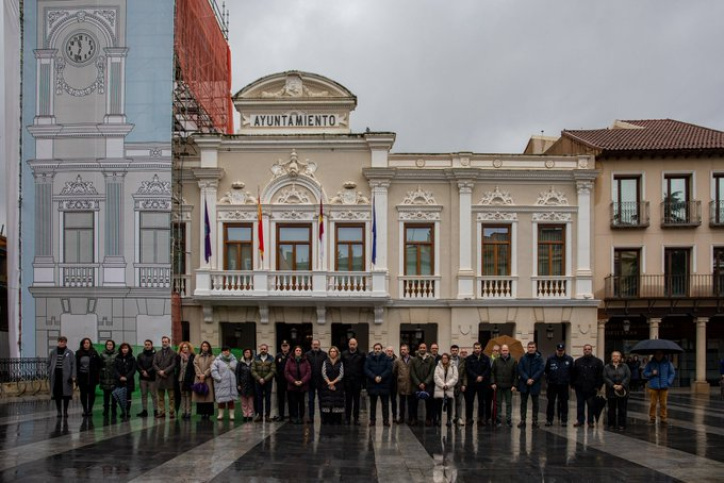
251;344;276;422
491;344;517;428
410;343;436;426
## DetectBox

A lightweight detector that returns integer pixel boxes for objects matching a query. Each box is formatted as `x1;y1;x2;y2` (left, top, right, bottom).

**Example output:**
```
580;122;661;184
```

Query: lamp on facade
415;326;423;341
492;324;500;338
546;324;555;340
234;326;243;339
290;327;298;341
622;319;631;334
346;328;356;340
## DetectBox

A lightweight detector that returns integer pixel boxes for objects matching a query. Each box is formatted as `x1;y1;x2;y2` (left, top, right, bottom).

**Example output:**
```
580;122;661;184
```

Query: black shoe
137;410;148;418
446;420;452;427
354;420;361;426
506;421;513;428
518;421;526;428
544;421;553;427
532;421;539;428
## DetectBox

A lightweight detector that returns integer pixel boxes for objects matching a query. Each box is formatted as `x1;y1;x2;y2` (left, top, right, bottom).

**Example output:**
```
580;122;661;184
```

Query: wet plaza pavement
0;390;722;482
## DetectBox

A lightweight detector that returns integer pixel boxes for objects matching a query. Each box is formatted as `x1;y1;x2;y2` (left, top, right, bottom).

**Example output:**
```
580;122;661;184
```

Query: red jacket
284;356;312;392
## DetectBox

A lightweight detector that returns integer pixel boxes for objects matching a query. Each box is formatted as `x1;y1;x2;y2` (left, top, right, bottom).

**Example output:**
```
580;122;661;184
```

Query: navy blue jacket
517;352;544;395
364;351;393;396
544;353;574;385
465;352;491;386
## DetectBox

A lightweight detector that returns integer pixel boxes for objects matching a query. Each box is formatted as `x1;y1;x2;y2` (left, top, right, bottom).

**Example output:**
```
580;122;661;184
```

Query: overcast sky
229;0;724;153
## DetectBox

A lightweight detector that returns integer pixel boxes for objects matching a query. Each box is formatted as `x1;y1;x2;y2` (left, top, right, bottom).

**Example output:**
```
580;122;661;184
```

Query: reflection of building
176;71;600;357
18;0;231;355
545;119;724;391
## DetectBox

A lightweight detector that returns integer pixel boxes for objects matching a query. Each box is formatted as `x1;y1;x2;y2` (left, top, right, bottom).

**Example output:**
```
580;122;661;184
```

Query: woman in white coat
211;346;239;421
433;353;458;427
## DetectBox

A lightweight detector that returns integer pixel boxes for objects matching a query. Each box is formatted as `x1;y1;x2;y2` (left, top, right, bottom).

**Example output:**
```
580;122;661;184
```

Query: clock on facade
64;32;97;66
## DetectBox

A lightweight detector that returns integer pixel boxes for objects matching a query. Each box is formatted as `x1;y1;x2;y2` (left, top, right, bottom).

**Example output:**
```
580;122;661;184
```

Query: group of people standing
47;335;677;430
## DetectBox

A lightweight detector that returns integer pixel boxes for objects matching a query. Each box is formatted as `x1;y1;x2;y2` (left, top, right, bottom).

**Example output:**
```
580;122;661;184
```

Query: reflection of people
643;350;675;423
604;351;630;431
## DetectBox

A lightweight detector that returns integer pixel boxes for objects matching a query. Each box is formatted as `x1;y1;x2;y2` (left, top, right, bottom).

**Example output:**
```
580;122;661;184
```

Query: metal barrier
0;358;49;383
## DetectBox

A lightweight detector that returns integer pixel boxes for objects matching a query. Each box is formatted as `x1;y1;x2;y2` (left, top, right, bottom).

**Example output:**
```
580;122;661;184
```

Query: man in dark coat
342;338;366;425
410;342;436;426
365;343;393;426
385;346;398;422
571;344;604;428
152;336;177;419
491;344;517;427
275;340;291;421
464;342;491;426
544;342;574;426
252;343;276;422
136;339;157;418
517;341;544;427
306;339;328;423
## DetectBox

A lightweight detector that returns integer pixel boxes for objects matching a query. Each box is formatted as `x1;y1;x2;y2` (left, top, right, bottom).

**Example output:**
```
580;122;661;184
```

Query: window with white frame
64;212;94;263
537;224;565;276
139;212;170;264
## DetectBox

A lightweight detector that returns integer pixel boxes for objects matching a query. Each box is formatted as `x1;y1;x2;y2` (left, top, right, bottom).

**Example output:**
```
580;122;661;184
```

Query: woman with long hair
211;346;238;421
100;339;118;418
76;337;101;417
177;342;196;419
285;345;311;424
114;343;137;421
193;341;216;419
433;353;458;427
320;346;344;425
235;348;255;422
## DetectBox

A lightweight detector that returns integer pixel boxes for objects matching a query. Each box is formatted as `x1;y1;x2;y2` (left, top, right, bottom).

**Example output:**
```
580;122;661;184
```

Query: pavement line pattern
542;425;724;483
0;406;85;427
626;409;724;437
0;417;165;472
128;421;285;483
372;425;440;483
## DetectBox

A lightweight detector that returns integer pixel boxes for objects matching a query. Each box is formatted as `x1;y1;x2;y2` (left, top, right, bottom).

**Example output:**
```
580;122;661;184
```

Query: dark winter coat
136;349;157;382
465;352;491;388
603;362;631;398
275;351;291;383
285;356;312;392
306;349;328;389
320;358;345;413
235;358;255;397
342;349;366;388
114;351;137;393
99;349;118;391
364;351;393;396
178;354;195;392
75;348;101;387
251;354;276;383
153;347;178;390
516;352;545;395
572;355;604;395
491;355;517;389
544;353;574;385
48;347;76;398
410;353;435;390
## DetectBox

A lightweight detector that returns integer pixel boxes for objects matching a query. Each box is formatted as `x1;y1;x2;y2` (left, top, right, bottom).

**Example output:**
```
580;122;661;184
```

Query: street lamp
290;327;298;341
623;319;631;334
546;324;555;340
492;324;500;338
415;326;423;341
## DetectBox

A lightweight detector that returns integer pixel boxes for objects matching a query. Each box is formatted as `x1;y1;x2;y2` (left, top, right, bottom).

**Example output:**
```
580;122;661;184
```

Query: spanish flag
257;190;264;261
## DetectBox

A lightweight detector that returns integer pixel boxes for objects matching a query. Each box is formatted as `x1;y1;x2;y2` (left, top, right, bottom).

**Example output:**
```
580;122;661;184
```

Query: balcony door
613;176;641;225
614;248;640;297
714;247;724;296
665;248;690;296
664;175;691;223
277;225;312;271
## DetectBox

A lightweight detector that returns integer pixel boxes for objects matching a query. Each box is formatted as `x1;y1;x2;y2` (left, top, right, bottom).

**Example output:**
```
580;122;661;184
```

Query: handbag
191;382;209;396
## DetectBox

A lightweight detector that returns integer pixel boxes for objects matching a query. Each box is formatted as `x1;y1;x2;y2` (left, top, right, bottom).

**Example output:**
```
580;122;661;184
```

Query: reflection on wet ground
0;389;721;482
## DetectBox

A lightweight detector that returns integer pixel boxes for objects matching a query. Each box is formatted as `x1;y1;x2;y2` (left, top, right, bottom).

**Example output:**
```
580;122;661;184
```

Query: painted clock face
64;32;97;66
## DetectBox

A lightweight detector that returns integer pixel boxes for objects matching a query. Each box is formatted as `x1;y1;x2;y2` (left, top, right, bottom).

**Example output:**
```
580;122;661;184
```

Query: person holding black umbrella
643;350;676;424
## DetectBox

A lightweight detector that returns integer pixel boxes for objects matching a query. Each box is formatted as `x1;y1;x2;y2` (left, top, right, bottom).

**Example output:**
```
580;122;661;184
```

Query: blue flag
371;195;377;265
204;199;212;263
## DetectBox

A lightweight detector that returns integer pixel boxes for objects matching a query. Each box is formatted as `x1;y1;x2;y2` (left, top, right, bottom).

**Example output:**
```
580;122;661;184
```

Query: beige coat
192;352;216;403
393;356;414;396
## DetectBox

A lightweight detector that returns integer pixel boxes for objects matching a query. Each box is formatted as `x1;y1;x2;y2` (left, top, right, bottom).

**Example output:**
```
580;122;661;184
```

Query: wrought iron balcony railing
604;274;724;298
660;200;701;227
610;201;650;228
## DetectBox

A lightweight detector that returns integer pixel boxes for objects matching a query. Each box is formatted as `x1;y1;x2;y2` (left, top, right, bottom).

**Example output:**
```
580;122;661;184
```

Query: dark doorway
220;322;257;352
276;322;313;353
331;323;369;353
478;323;515;349
400;323;438;354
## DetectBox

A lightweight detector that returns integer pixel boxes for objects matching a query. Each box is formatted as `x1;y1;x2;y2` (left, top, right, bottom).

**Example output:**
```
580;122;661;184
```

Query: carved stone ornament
218;210;257;221
55;55;106;97
60;175;99;196
136;174;171;196
477;212;518;221
47;8;118;44
218;190;257;205
532;212;572;222
61;199;99;211
399;211;441;221
479;186;514;205
535;186;569;206
272;211;314;220
275;185;312;204
138;199;171;210
133;174;171;211
271;149;317;179
402;186;437;205
330;210;370;221
261;74;329;98
329;182;369;205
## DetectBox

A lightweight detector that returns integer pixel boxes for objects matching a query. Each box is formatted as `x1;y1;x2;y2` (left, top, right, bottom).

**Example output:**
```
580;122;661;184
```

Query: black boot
63;399;70;417
55;399;63;417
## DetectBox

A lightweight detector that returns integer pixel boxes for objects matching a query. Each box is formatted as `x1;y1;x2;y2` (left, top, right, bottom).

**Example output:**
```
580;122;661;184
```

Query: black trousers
345;381;363;422
369;394;389;422
276;380;288;419
464;382;486;420
398;394;414;421
607;396;628;427
255;382;272;417
389;387;398;419
288;390;306;420
575;388;596;424
78;381;97;413
546;383;570;423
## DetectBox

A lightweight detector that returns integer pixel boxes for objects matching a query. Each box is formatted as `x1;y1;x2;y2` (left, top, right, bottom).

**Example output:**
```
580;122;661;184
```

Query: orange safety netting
174;0;233;134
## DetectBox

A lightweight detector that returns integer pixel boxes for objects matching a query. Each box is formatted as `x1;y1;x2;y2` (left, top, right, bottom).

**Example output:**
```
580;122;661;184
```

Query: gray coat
153;347;178;390
48;348;77;398
211;354;239;404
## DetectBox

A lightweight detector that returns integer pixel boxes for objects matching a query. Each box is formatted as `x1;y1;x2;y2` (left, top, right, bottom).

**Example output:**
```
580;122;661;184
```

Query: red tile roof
562;119;724;153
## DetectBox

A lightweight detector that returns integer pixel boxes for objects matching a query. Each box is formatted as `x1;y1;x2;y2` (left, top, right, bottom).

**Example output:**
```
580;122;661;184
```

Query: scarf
180;352;189;362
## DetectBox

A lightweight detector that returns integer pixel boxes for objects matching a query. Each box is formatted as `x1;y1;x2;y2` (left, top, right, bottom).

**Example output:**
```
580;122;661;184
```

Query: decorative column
649;317;661;340
596;319;607;359
693;317;710;395
370;181;390;296
103;172;126;285
104;48;129;123
34;49;56;123
32;171;55;285
457;180;475;299
575;180;593;298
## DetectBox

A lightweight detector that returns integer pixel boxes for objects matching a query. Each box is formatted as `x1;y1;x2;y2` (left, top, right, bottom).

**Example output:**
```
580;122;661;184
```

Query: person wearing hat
275;340;292;421
544;342;574;427
603;351;631;431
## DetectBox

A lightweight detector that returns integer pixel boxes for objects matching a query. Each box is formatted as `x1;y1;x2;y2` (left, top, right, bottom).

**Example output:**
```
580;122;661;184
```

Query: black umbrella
630;339;684;355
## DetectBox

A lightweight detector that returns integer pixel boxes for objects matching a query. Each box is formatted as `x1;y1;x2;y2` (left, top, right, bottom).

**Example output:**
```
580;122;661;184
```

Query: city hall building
175;71;600;356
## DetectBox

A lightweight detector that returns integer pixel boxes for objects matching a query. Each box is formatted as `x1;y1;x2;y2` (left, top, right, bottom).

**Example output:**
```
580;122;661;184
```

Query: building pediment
234;71;357;135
